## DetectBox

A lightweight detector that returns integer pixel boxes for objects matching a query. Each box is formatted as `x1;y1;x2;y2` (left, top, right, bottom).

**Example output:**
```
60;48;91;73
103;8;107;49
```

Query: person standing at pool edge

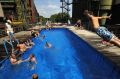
84;10;120;47
4;18;15;42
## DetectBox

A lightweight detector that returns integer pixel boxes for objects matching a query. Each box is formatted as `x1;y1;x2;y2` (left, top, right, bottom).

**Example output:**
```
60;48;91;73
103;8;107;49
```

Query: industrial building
0;0;39;35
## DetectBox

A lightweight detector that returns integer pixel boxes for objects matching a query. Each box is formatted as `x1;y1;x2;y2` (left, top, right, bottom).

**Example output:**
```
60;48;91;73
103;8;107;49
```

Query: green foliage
39;15;47;25
50;12;70;23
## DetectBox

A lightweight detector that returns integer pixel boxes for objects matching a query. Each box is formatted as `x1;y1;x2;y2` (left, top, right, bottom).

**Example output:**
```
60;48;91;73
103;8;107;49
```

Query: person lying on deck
84;10;120;47
16;42;32;54
31;30;40;38
24;39;35;47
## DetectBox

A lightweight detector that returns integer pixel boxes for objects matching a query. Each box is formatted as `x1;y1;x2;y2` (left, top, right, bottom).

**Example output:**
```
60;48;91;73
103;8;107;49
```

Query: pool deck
0;26;120;68
57;26;120;67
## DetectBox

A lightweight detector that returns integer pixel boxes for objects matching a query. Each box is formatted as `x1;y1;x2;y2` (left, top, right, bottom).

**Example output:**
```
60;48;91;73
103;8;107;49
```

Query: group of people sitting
9;29;52;65
10;39;36;65
31;29;46;40
16;39;34;53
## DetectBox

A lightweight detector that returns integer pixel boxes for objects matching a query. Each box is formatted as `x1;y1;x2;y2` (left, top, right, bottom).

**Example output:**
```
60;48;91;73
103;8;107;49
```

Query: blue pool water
0;28;120;79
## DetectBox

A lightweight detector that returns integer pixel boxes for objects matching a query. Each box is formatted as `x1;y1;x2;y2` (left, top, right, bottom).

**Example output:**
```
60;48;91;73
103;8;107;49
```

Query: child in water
10;53;23;65
28;54;37;64
45;41;52;48
24;54;37;70
24;54;37;64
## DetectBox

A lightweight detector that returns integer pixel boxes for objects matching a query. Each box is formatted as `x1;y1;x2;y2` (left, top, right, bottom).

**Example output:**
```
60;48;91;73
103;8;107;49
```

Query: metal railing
0;32;19;66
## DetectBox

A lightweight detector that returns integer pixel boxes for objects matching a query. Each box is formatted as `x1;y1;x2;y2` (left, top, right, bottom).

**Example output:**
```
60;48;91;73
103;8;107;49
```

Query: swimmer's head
10;53;16;59
29;54;35;59
32;74;38;79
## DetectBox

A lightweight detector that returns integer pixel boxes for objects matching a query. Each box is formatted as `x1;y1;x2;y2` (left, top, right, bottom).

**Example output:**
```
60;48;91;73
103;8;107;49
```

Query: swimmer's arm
34;60;37;64
10;58;22;65
22;57;30;62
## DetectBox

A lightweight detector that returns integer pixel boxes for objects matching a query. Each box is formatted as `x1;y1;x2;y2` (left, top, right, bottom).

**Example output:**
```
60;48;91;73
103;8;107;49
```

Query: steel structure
60;0;71;23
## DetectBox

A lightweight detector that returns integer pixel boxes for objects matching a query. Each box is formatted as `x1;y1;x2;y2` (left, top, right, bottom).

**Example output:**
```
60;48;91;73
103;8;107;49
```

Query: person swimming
24;54;37;70
40;35;46;40
10;53;22;65
23;54;37;64
28;54;37;64
45;41;52;48
32;74;38;79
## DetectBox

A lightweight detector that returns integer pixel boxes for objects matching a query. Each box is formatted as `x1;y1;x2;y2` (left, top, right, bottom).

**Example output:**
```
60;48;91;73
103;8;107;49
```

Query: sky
34;0;72;18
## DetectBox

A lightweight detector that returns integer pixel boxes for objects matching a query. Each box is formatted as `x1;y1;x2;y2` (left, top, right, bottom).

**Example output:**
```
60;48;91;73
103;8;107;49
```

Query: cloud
37;4;61;18
48;4;59;9
34;0;72;18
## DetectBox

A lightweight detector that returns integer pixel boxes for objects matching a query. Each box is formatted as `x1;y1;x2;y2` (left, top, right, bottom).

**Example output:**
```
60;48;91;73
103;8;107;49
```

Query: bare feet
102;40;114;46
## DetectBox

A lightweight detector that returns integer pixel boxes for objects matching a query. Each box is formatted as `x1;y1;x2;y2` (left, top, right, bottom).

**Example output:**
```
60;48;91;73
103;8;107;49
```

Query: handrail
0;32;19;66
0;56;9;67
3;40;9;55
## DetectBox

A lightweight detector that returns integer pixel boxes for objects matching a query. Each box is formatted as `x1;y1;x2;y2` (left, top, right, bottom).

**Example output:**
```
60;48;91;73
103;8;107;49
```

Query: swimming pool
0;28;120;79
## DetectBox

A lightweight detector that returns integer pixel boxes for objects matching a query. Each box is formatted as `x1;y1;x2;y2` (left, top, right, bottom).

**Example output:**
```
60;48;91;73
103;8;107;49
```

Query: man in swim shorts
84;10;120;47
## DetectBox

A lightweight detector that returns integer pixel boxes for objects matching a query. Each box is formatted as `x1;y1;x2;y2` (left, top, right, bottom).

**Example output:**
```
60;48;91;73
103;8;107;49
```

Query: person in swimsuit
74;19;83;29
45;41;52;48
32;74;38;79
84;10;120;47
10;53;22;65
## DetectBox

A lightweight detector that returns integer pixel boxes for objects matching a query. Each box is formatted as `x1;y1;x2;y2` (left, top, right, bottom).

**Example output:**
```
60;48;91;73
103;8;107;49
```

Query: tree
50;14;58;22
50;12;70;23
39;15;47;25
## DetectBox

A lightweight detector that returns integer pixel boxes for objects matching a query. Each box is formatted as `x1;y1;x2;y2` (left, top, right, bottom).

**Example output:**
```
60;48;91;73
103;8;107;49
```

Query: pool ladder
0;32;19;66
